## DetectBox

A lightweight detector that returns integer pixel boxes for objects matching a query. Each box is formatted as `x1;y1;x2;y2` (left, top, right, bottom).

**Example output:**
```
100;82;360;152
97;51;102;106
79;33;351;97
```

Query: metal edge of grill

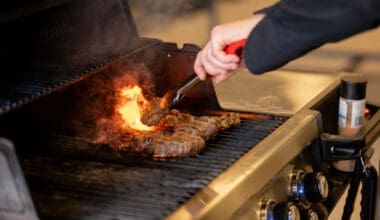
168;109;322;220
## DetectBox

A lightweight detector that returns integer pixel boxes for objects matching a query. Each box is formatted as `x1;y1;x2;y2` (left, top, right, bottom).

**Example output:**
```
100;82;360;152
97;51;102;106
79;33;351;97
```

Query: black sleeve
244;0;380;74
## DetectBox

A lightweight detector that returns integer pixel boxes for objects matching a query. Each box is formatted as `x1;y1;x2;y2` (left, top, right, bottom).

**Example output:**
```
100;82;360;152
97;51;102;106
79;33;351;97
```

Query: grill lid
0;0;140;115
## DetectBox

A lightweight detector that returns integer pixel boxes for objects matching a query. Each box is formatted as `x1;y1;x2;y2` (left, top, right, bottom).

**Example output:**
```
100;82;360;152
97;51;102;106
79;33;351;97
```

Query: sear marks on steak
132;131;205;158
95;109;240;158
140;97;169;126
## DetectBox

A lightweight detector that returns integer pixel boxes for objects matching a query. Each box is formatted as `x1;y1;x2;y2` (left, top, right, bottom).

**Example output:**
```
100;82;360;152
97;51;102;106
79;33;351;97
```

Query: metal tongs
160;39;246;110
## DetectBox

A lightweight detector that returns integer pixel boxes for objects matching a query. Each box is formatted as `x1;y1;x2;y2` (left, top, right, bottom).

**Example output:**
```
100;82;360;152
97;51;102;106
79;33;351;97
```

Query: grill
20;118;282;219
1;1;379;220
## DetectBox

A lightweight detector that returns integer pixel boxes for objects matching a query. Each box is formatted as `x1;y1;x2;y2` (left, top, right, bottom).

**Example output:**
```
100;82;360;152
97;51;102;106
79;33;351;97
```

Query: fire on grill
94;84;241;158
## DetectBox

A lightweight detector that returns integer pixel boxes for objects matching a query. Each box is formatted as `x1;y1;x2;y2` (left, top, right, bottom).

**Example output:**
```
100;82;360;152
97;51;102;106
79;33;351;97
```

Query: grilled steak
140;97;169;126
132;131;206;158
95;109;240;158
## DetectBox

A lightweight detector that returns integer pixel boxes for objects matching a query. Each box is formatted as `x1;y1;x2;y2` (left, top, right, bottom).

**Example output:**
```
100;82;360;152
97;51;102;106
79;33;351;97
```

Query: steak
95;109;240;158
140;97;169;126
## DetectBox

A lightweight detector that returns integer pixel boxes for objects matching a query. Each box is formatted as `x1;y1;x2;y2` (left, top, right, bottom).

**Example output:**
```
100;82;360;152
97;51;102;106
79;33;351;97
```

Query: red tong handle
223;39;246;57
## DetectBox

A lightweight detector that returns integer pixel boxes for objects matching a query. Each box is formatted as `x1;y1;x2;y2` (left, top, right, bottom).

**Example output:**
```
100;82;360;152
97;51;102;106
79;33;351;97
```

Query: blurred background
129;0;380;106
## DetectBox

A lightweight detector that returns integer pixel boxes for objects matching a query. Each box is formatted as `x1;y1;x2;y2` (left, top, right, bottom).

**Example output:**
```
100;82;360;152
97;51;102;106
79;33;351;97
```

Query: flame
117;85;156;131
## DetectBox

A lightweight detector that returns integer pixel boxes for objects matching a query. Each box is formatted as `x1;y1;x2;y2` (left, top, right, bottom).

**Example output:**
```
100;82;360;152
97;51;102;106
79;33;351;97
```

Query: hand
194;14;265;83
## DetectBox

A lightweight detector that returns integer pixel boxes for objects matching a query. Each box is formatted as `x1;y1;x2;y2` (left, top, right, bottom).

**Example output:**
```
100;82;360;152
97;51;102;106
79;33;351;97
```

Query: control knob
260;199;300;220
290;170;329;205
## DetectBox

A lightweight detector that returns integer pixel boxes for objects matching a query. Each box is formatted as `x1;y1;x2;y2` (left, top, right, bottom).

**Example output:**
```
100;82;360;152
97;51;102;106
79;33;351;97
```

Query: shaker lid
340;75;367;100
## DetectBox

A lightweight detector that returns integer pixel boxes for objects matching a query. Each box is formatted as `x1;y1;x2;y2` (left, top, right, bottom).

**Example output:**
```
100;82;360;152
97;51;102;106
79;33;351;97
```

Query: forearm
244;0;380;74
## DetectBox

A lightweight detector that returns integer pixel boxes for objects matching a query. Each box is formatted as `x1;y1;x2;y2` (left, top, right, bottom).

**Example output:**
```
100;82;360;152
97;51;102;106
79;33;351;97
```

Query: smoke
128;0;204;34
65;58;156;142
47;0;169;142
91;64;155;148
29;0;207;141
50;0;141;69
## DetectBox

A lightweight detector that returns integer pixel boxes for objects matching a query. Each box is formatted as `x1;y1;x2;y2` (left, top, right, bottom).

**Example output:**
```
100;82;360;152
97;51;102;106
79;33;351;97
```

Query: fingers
194;42;240;81
194;52;208;80
194;15;267;83
204;43;239;73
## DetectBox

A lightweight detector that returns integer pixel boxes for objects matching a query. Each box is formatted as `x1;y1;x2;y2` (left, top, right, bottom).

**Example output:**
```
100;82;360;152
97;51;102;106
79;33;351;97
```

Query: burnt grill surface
20;118;282;220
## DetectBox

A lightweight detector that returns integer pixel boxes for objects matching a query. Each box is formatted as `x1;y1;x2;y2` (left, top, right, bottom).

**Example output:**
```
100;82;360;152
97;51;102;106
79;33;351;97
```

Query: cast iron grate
0;38;159;115
20;117;282;220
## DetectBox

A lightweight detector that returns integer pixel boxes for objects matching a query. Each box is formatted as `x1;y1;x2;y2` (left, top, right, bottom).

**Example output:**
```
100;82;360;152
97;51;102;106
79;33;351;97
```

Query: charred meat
140;97;169;126
95;109;240;158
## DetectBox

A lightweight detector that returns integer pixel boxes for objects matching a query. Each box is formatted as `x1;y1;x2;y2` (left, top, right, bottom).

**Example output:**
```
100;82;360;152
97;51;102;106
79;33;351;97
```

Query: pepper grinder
333;75;367;172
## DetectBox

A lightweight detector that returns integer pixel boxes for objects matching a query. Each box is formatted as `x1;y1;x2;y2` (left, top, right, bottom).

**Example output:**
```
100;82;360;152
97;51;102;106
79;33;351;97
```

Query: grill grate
0;39;159;115
20;117;282;219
